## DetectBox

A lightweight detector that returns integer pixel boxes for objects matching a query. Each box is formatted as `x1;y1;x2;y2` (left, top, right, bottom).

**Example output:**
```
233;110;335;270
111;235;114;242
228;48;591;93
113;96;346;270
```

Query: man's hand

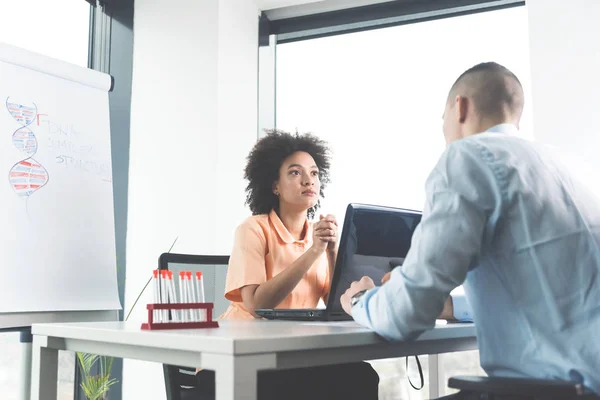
381;271;391;284
341;276;376;316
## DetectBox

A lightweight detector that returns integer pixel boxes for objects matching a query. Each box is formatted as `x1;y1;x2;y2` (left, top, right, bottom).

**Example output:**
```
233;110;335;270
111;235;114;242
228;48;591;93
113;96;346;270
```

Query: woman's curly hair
244;130;331;219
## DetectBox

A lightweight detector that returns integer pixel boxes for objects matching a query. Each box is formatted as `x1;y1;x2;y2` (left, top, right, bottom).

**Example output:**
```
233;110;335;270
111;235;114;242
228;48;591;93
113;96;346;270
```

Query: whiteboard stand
1;309;119;399
19;328;32;400
0;40;120;399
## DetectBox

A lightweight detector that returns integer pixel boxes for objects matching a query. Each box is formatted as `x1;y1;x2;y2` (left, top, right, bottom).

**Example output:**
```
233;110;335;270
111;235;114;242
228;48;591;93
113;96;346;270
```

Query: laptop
255;203;422;321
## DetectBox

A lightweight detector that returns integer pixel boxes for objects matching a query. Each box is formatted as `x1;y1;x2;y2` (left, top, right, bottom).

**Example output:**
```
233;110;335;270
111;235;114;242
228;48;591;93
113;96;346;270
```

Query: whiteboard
0;42;121;314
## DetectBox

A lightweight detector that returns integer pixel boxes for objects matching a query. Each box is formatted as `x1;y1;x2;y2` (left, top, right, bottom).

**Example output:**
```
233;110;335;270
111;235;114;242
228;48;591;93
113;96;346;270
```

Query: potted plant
76;352;118;400
76;251;168;399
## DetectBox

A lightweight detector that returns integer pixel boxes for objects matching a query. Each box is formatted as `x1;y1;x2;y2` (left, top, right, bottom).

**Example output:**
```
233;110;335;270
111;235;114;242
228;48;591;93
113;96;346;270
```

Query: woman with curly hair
193;130;379;400
222;129;337;319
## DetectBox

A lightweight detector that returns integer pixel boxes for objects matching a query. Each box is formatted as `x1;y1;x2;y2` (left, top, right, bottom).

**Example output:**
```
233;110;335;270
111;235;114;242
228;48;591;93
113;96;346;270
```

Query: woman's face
273;151;320;213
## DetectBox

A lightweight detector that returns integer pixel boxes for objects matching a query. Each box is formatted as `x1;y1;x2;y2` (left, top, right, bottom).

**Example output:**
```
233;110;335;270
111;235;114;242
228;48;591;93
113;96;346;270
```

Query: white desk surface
32;319;476;356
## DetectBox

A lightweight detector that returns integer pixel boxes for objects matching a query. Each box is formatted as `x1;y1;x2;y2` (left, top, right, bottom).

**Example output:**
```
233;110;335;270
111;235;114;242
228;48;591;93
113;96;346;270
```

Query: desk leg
202;353;276;400
428;354;447;398
30;335;59;400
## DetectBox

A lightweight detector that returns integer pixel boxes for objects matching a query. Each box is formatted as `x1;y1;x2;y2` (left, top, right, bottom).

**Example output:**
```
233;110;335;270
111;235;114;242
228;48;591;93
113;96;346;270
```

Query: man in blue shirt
340;62;600;398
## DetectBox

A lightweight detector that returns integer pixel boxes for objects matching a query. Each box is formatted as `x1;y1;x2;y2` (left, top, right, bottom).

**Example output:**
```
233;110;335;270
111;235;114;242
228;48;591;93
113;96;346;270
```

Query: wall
216;0;262;253
527;0;600;171
124;0;259;398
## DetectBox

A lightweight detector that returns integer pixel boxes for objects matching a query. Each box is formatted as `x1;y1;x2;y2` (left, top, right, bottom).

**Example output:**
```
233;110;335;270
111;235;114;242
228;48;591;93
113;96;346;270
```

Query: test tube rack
141;302;219;330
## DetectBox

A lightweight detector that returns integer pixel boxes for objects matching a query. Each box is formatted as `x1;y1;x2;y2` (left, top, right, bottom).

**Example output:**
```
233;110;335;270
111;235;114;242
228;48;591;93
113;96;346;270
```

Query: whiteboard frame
1;310;119;330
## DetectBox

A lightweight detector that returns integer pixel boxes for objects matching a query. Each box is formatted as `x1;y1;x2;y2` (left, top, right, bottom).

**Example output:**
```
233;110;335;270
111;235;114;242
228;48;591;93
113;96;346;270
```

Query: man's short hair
448;62;524;120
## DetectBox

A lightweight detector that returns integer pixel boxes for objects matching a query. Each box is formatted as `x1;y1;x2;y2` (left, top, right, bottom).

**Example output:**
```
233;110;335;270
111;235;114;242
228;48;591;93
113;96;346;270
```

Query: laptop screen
326;204;422;313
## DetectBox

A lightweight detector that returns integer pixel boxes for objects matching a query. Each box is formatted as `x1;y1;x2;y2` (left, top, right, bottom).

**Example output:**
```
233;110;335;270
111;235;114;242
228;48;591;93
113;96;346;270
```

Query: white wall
124;0;259;398
216;0;261;254
527;0;600;169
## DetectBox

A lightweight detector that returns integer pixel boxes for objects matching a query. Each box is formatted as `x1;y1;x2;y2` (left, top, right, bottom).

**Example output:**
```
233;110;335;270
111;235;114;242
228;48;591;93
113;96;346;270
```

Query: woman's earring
275;192;279;196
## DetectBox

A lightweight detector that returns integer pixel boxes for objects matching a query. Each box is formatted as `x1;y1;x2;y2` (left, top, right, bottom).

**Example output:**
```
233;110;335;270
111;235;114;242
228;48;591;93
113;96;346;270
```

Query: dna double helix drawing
5;97;49;198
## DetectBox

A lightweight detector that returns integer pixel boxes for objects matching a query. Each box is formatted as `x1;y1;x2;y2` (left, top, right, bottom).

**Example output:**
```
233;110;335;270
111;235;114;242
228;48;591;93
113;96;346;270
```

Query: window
0;1;90;68
275;6;531;398
276;6;532;223
0;1;91;399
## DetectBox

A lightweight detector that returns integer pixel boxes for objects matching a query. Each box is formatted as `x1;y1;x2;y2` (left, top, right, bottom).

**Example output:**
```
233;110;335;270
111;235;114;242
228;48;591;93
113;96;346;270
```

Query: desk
31;320;477;400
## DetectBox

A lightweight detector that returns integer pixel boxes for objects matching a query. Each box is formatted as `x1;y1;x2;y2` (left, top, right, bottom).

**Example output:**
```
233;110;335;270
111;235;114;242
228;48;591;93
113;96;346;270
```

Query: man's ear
457;95;469;123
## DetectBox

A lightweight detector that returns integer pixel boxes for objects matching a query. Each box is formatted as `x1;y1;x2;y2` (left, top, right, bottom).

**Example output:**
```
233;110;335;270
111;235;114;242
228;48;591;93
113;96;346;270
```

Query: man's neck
480;120;514;133
464;118;517;138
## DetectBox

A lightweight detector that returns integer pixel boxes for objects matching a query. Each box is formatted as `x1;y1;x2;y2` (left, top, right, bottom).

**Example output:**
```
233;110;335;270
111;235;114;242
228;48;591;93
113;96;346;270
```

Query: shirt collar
486;123;520;136
269;209;312;244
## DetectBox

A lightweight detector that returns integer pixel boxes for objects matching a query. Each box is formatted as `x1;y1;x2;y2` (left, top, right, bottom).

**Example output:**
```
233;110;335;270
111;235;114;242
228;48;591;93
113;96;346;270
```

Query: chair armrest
174;366;198;387
448;375;588;398
164;365;198;390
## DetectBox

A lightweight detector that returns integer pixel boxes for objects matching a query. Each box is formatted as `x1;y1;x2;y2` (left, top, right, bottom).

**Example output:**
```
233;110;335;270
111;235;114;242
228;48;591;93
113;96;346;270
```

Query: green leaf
77;353;118;400
77;353;98;377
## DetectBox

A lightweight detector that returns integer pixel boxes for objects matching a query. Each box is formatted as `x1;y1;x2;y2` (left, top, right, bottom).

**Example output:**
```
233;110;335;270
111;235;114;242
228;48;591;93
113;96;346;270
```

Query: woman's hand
311;214;338;253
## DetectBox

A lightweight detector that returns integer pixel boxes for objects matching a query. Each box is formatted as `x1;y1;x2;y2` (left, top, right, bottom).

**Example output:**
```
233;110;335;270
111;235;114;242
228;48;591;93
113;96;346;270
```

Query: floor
371;350;485;399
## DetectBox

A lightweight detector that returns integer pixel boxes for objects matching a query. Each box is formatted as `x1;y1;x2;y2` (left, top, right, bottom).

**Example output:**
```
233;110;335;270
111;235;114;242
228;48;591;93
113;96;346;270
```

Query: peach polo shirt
220;209;331;320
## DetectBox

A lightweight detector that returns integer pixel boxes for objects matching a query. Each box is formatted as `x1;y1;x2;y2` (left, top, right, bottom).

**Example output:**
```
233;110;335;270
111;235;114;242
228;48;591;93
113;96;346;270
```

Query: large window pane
277;6;533;220
0;1;90;67
0;1;90;399
276;6;531;399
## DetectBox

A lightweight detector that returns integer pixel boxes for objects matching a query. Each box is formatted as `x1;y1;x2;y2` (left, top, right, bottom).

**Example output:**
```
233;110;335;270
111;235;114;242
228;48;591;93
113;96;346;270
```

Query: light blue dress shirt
352;124;600;394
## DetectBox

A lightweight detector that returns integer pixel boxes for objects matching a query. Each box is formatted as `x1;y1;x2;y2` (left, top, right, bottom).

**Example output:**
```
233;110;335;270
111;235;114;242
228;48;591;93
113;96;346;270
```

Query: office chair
164;365;205;400
159;253;230;400
448;375;599;399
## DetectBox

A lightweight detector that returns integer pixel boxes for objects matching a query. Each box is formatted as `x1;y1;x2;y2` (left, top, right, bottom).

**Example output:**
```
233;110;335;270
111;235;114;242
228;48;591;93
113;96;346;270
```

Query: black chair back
160;253;229;400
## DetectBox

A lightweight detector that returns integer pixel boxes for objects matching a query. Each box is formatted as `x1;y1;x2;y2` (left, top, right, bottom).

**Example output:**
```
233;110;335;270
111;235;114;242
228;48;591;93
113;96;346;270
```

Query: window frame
261;0;525;44
75;1;134;399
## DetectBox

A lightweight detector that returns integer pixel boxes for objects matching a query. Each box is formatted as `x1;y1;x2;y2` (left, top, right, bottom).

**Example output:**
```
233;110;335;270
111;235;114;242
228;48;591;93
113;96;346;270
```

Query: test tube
153;270;160;322
178;271;187;322
185;271;194;321
167;271;178;322
160;270;169;322
196;271;206;321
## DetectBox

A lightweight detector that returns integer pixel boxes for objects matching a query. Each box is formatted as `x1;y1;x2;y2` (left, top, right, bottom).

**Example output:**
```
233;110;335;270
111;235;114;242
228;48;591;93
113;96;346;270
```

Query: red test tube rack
141;302;219;330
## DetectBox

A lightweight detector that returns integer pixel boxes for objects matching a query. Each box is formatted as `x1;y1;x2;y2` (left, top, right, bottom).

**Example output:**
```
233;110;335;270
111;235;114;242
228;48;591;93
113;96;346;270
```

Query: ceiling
256;0;398;20
254;0;323;11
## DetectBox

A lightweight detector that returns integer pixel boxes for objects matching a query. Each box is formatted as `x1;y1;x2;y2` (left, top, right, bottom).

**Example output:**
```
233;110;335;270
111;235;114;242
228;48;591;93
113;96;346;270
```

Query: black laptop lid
325;203;422;314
